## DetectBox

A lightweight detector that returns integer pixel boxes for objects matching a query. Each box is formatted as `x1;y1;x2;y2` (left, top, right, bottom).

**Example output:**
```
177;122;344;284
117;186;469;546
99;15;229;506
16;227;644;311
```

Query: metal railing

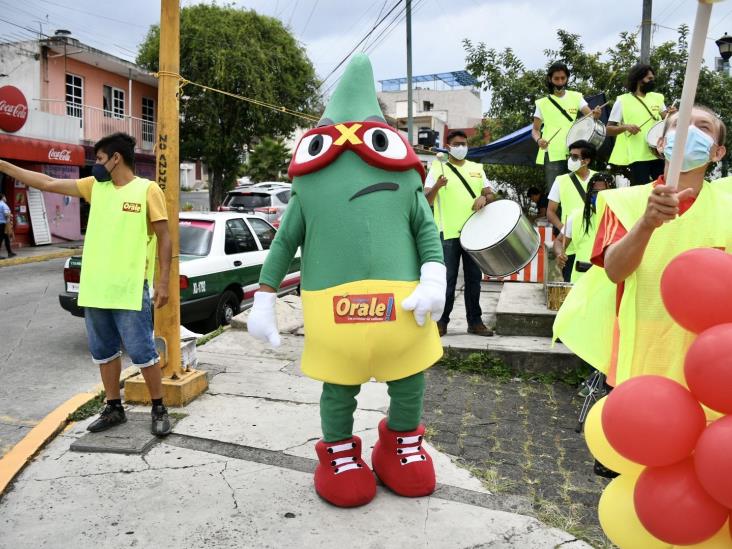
37;99;156;152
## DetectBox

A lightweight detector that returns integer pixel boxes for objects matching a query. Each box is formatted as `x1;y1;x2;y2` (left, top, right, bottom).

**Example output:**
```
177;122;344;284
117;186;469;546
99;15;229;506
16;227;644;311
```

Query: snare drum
566;117;606;150
646;120;665;157
460;200;540;278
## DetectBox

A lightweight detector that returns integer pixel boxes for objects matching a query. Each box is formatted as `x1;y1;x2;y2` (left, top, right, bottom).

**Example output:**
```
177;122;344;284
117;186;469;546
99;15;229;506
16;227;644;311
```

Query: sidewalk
0;240;83;267
0;304;591;547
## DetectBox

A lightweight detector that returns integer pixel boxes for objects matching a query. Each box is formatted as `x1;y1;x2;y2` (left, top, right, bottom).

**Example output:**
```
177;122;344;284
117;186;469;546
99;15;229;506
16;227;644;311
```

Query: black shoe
467;323;494;336
437;321;447;337
87;404;127;432
593;459;619;479
151;404;171;437
7;252;16;257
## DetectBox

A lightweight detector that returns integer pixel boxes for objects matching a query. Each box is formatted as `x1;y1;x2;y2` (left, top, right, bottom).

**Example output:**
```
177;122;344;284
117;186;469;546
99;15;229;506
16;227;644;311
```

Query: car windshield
225;193;271;209
179;220;214;256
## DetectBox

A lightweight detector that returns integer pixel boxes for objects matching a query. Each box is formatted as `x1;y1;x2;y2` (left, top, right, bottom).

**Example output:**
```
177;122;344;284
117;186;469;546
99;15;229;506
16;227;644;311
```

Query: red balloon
602;375;706;466
694;416;732;510
635;457;730;545
660;248;732;334
685;324;732;414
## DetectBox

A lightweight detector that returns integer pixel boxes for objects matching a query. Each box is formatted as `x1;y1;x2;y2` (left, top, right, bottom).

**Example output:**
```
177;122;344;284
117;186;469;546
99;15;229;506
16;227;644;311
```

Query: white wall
378;88;482;130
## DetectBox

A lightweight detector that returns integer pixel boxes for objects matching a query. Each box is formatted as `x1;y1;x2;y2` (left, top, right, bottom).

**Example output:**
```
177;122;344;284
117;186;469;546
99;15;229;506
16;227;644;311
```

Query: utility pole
640;0;652;64
406;0;414;145
125;0;208;406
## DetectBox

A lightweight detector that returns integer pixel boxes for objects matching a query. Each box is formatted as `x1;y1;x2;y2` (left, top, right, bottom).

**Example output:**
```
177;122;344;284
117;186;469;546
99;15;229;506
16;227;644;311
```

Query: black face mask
640;80;655;93
553;84;566;92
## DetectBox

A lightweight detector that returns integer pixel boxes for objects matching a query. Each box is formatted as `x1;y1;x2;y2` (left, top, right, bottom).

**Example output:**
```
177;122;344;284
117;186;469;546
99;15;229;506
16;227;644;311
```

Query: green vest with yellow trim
535;90;583;164
78;177;155;310
566;206;598;282
553;182;732;390
608;92;665;166
430;159;484;240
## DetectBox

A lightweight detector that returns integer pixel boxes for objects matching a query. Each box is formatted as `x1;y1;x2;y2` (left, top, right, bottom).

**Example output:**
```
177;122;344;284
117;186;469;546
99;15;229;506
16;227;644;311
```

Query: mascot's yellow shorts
300;279;443;385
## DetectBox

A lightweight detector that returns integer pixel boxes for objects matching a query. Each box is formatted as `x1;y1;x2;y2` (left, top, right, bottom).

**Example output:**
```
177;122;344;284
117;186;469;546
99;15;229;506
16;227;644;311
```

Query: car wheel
202;290;240;332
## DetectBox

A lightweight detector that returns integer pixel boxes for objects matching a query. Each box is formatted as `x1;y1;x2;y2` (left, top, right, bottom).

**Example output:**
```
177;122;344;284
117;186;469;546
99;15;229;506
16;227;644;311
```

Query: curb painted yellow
0;248;81;268
0;392;95;495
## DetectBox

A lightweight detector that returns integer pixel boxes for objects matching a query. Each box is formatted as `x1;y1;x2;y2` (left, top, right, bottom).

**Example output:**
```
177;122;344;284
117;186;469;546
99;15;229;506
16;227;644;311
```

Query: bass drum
566;117;606;150
460;200;540;278
646;120;665;158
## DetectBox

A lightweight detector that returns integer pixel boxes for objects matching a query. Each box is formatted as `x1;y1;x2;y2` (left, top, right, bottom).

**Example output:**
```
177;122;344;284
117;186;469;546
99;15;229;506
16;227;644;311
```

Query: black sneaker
151;404;171;437
593;459;619;479
87;404;127;432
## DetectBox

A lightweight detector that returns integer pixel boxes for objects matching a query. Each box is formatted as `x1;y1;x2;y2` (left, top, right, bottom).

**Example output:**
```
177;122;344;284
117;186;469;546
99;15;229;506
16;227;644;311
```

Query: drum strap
546;96;575;123
632;94;660;121
569;173;587;202
445;162;477;199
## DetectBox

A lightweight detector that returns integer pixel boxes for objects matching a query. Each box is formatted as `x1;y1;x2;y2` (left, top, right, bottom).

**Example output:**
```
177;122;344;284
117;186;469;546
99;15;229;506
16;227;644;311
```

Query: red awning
0;134;85;166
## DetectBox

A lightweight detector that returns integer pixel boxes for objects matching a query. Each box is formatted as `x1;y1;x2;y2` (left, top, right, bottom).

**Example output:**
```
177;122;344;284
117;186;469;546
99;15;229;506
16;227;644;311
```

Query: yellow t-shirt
76;176;168;235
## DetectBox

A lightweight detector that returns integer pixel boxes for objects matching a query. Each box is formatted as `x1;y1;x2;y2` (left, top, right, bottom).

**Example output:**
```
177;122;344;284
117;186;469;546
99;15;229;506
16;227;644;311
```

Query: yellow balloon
584;396;645;476
598;473;672;549
672;520;732;549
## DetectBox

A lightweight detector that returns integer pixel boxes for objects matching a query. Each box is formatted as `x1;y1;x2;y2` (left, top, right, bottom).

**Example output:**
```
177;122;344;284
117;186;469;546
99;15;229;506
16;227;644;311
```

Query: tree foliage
242;137;290;183
137;4;320;208
464;26;732;197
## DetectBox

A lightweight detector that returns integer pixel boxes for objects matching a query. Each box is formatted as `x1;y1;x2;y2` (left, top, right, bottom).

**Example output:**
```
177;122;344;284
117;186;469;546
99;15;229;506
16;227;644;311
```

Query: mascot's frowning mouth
349;182;399;201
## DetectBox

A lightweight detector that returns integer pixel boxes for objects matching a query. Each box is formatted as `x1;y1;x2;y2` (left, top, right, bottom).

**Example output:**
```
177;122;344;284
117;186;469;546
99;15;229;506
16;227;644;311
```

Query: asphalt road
0;258;100;457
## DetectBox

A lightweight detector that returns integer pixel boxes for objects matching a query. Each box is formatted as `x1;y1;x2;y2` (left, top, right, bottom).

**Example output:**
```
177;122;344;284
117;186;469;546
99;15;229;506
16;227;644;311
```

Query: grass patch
469;465;519;493
169;412;188;420
535;498;611;548
68;391;105;422
196;325;227;346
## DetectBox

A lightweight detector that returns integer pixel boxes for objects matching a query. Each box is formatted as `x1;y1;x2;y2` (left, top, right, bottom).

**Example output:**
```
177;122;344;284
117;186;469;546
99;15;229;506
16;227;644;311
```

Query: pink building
0;30;158;247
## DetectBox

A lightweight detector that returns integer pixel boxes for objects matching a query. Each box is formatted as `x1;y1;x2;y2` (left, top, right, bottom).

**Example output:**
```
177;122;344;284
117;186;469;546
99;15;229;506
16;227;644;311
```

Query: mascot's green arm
258;194;305;290
411;189;444;266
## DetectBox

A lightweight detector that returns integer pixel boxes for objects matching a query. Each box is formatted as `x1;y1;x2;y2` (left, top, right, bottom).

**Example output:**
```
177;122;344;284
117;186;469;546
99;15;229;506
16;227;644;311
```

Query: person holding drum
531;62;601;192
546;140;598;281
606;63;676;185
424;130;496;337
553;172;614;282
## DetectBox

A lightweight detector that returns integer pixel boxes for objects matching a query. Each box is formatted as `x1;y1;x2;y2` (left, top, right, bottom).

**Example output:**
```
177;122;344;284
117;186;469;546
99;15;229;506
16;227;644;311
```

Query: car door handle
233;260;242;267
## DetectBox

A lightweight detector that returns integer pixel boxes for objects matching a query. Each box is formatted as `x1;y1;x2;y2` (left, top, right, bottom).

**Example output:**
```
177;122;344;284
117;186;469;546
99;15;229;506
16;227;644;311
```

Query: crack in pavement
219;461;239;510
29;460;220;482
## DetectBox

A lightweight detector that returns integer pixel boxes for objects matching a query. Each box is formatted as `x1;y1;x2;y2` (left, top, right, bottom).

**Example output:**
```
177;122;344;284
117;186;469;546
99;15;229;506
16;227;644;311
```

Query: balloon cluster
585;248;732;548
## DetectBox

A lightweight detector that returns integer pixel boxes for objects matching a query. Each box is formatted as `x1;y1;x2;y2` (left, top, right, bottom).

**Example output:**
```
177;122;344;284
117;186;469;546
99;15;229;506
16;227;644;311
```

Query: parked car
218;182;291;227
59;212;300;333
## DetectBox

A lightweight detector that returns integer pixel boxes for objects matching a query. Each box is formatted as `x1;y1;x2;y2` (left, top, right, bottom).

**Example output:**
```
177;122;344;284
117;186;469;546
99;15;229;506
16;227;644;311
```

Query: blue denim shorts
84;282;159;368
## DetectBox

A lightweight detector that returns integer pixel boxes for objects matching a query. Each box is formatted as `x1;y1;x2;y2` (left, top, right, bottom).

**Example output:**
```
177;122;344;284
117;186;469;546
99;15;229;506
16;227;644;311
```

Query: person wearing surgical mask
423;130;496;337
546;140;597;281
555;106;732;465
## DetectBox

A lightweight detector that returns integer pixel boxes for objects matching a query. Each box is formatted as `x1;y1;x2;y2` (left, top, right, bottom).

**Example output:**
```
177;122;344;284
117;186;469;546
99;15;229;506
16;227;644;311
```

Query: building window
422;101;433;112
65;74;83;118
142;97;155;143
103;85;125;118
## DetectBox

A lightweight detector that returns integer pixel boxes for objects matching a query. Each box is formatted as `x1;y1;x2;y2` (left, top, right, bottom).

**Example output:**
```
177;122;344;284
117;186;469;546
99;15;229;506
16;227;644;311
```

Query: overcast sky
1;0;730;111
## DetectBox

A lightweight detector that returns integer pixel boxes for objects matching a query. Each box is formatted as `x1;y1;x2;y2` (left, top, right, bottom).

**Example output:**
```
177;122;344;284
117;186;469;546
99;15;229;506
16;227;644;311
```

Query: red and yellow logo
333;293;396;324
122;202;142;213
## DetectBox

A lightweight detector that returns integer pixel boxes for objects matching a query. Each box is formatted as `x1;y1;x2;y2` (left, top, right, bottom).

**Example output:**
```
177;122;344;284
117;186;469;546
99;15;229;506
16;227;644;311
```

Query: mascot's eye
363;127;408;159
294;133;333;163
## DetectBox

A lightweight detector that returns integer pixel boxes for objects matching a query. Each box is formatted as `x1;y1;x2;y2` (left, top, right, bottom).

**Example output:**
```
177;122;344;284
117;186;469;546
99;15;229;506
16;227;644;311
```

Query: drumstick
665;1;716;190
545;128;561;145
638;115;654;129
577;101;610;123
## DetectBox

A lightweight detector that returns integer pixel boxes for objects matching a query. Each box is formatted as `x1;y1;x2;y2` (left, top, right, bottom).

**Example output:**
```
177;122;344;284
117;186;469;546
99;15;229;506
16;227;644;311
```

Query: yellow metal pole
155;0;181;379
125;0;208;406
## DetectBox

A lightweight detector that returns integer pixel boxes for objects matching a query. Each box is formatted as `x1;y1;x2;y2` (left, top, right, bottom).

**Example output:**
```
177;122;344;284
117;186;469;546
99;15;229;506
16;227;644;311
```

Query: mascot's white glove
247;291;281;347
402;262;447;326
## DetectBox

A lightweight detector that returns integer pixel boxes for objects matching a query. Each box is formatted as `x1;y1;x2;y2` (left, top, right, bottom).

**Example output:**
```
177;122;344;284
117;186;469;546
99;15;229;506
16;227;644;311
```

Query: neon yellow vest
566;206;598;283
554;182;732;388
608;92;664;166
430;159;484;240
556;169;595;254
78;177;154;310
535;90;583;164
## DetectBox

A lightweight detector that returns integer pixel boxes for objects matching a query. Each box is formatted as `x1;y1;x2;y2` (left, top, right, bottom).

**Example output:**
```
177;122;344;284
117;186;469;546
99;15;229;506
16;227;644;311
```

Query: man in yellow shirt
0;133;173;436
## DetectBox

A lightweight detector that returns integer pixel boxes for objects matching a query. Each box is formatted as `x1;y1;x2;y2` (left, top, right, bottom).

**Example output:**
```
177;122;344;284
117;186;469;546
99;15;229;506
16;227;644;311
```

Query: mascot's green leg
386;371;425;431
320;382;361;442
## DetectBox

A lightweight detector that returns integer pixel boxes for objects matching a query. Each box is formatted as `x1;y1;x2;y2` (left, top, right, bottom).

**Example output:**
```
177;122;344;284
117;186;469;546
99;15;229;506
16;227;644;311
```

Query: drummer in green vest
606;63;676;185
553;172;614;282
531;62;601;192
0;133;173;436
554;106;732;399
546;140;597;281
424;130;496;337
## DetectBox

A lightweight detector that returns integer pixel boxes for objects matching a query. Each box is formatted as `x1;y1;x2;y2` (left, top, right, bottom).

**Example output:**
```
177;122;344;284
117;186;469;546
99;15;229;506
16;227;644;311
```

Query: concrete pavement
0;319;591;548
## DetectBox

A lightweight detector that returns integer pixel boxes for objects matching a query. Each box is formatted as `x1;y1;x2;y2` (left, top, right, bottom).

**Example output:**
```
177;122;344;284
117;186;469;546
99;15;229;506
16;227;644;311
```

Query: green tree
464;25;732;198
137;4;320;209
242;137;290;182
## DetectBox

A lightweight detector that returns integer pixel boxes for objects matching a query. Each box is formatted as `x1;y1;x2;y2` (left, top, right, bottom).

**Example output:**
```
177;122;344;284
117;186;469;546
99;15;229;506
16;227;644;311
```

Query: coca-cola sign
0;86;28;133
48;148;72;162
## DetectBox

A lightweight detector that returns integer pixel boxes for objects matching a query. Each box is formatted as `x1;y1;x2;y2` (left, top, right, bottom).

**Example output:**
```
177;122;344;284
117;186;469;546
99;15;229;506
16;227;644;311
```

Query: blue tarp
466;93;610;166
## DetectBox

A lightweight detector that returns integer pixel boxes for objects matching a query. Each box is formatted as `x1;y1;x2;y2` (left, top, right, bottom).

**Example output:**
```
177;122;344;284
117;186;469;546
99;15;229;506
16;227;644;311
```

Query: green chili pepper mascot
247;54;446;508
